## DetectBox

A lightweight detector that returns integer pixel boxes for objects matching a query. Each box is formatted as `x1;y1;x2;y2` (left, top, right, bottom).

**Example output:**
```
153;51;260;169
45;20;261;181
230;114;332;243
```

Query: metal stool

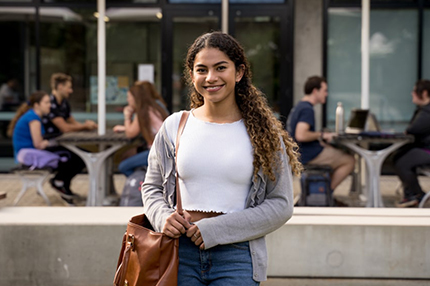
11;165;52;206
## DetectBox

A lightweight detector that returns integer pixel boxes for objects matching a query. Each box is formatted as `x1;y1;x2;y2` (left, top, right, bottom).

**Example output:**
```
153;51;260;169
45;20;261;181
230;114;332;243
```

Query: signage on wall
138;64;154;83
90;76;129;104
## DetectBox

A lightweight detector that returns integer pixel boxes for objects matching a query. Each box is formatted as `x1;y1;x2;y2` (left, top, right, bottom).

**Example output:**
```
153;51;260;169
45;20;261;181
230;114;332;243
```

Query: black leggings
45;146;86;188
394;147;430;198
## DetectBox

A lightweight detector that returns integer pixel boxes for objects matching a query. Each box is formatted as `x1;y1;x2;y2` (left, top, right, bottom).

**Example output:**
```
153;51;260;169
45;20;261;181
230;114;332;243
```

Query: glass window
235;16;281;115
172;16;219;111
327;8;418;131
38;7;96;112
38;7;161;118
88;8;162;114
169;0;283;3
0;7;36;110
0;7;36;159
42;0;158;3
423;10;430;79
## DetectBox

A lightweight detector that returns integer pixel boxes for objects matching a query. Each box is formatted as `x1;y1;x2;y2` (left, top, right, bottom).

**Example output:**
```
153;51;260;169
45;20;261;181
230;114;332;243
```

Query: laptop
345;109;369;134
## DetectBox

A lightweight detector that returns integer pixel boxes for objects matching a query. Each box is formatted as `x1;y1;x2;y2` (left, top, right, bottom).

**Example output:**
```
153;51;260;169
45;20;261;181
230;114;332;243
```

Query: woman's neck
194;104;242;124
32;108;42;117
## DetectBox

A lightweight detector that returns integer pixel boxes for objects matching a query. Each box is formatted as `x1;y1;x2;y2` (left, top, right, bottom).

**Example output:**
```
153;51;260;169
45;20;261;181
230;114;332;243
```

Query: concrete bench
0;207;429;286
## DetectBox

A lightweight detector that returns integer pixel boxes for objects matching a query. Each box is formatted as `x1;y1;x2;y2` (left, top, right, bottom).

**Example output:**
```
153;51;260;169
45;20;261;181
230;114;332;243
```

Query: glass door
162;7;220;112
230;5;293;120
163;3;293;118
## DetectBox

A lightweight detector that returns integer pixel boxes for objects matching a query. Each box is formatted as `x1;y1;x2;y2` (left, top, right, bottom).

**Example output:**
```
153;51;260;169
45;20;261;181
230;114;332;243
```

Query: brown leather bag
113;111;189;286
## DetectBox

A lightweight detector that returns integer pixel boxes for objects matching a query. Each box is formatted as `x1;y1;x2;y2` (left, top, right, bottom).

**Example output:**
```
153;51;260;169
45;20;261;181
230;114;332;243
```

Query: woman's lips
204;85;223;92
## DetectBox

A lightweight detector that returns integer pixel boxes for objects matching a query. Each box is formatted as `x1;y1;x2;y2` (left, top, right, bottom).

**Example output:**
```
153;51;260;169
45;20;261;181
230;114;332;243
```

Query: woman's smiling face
191;47;243;107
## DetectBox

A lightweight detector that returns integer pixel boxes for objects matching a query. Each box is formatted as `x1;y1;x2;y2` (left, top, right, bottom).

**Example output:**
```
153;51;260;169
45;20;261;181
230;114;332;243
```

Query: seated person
113;81;168;176
42;73;97;203
394;79;430;207
287;76;355;192
7;91;74;204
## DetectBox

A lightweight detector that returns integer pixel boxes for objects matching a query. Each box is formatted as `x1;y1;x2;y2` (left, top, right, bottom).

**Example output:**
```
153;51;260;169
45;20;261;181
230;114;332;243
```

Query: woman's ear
190;70;194;83
236;64;245;83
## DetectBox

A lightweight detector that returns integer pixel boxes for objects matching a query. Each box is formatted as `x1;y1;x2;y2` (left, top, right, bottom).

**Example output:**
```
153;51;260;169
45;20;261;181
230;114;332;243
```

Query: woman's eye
217;66;226;71
196;68;206;73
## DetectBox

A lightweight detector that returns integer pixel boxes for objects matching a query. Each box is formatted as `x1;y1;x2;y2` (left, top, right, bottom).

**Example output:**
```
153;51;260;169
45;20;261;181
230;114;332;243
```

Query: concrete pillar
294;0;323;130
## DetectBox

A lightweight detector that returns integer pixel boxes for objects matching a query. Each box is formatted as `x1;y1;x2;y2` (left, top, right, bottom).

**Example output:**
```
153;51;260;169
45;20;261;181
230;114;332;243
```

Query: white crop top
177;111;254;213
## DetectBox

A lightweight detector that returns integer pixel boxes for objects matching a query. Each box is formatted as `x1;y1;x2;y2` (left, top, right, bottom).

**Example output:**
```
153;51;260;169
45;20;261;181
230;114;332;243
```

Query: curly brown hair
185;31;302;180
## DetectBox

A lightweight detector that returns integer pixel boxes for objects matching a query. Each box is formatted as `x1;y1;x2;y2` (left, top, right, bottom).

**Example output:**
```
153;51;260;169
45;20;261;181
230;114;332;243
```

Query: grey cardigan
141;111;294;281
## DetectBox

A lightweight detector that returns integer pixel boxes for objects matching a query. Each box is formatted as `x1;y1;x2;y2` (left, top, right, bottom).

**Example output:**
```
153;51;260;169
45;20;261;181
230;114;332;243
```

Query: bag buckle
126;234;135;250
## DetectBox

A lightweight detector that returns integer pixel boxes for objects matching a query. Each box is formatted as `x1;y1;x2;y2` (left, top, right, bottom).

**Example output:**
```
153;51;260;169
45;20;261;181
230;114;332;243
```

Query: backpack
299;166;334;207
119;168;147;207
16;148;69;170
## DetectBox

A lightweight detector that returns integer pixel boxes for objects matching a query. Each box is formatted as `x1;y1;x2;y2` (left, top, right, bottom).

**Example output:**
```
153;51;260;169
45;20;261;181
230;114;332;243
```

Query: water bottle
335;102;344;134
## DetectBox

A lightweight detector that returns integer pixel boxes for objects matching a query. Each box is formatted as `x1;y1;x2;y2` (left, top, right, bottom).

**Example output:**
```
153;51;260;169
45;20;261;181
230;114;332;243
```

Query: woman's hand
162;212;191;239
123;106;135;120
186;224;205;250
112;125;125;132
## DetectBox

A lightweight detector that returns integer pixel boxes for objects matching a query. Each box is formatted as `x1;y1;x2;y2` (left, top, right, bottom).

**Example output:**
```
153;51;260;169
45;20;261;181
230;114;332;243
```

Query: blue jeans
118;150;149;177
178;235;260;286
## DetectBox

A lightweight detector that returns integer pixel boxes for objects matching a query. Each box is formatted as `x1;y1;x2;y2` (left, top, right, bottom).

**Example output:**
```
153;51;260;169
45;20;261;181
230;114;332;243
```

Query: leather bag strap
175;111;190;216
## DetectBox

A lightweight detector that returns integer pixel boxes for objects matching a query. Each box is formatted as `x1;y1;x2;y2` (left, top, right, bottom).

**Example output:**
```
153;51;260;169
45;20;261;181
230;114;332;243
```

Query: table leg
342;141;408;207
60;144;124;206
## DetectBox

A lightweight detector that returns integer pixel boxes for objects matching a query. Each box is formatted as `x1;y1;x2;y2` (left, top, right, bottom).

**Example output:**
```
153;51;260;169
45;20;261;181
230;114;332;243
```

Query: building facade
0;0;430;163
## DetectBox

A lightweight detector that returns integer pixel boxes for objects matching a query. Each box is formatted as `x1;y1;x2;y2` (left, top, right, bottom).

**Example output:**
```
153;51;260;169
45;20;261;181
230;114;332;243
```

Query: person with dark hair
42;73;97;138
8;91;75;205
287;75;355;192
142;31;302;285
394;79;430;207
8;91;51;155
113;81;169;176
0;78;20;110
41;73;96;204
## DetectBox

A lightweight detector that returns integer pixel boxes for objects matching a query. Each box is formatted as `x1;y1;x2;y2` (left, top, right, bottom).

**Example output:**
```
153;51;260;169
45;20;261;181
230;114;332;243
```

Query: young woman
8;91;51;158
394;79;430;207
113;81;169;176
142;32;302;285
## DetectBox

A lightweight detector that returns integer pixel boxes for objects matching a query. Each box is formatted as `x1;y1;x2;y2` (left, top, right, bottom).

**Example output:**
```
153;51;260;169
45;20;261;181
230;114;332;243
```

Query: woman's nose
206;70;218;82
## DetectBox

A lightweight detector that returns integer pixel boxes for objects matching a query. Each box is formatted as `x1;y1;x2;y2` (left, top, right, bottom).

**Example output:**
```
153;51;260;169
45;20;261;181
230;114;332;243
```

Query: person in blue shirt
287;76;355;192
8;91;51;157
8;90;77;205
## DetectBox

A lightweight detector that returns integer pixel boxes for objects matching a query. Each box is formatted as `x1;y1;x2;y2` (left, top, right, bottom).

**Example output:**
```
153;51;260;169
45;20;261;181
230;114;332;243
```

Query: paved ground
1;172;429;208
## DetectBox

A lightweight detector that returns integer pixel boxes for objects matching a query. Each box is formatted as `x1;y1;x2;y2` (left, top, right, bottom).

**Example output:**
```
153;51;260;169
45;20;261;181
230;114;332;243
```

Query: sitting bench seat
11;165;53;206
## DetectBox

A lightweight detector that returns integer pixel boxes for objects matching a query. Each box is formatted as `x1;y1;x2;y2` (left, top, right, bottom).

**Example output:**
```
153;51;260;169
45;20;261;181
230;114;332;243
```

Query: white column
361;0;370;109
97;0;106;135
222;0;228;34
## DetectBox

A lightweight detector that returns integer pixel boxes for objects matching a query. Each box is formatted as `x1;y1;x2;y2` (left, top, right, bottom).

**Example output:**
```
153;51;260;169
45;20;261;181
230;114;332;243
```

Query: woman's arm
122;106;140;138
29;120;49;149
194;142;294;249
407;109;430;135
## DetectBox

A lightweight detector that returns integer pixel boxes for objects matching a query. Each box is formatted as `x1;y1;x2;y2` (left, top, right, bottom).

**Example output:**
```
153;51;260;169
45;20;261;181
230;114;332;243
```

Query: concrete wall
294;0;324;130
1;207;429;286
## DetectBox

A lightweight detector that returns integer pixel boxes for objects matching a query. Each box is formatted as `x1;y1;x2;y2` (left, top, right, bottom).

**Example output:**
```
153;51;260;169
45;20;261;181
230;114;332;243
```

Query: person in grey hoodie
394;79;430;207
141;31;302;285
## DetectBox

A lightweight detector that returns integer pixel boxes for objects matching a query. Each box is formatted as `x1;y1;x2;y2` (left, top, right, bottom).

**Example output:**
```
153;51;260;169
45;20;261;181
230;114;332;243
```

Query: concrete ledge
267;207;430;279
0;207;429;286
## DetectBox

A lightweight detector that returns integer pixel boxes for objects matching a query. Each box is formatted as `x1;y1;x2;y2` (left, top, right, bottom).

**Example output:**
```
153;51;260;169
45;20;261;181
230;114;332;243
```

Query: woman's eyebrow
194;61;229;68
